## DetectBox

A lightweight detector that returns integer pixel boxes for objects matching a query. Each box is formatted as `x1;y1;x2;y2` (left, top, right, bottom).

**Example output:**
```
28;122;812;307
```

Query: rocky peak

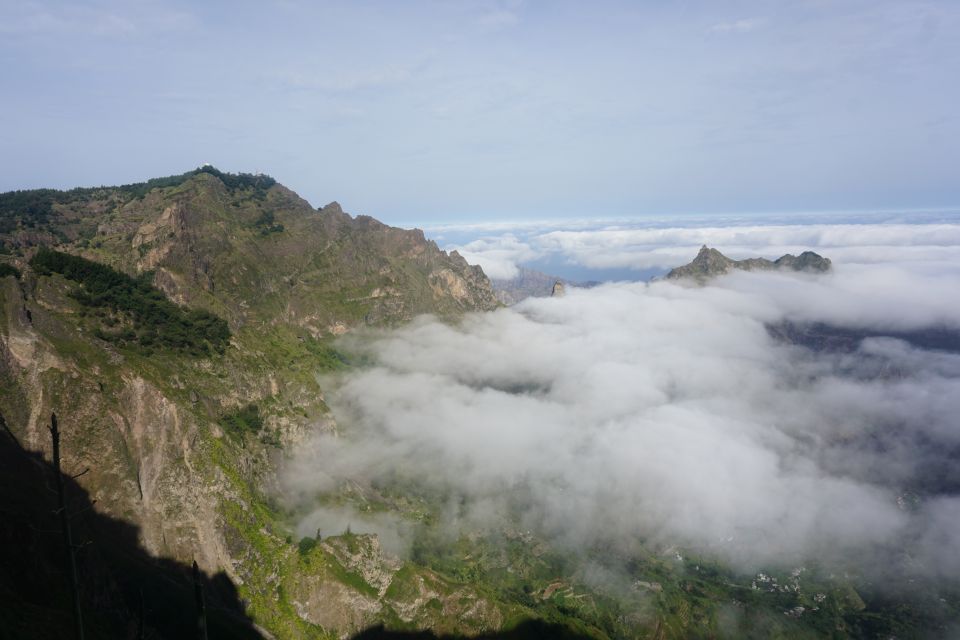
320;201;344;215
667;246;831;283
774;251;832;272
688;245;736;275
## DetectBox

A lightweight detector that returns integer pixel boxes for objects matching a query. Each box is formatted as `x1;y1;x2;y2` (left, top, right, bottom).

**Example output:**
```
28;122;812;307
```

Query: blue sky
1;0;958;224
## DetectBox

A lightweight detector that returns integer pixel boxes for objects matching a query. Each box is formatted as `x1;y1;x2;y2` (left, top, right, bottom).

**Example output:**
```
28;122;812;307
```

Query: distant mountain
491;266;598;305
666;245;831;283
662;246;960;355
490;266;561;305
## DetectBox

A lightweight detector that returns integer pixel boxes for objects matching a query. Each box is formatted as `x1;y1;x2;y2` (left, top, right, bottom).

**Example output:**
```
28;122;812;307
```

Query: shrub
297;537;317;556
253;211;284;235
220;403;263;437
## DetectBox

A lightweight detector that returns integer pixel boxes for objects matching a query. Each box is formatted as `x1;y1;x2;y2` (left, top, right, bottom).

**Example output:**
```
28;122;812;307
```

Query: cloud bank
439;217;960;281
452;233;541;280
284;262;960;576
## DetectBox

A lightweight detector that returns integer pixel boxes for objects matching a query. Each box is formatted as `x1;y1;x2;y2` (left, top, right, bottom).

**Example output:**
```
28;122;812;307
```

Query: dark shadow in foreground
352;620;598;640
0;420;264;640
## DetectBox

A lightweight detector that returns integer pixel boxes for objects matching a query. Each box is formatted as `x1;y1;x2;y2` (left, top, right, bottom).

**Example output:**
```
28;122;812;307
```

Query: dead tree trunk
50;412;85;640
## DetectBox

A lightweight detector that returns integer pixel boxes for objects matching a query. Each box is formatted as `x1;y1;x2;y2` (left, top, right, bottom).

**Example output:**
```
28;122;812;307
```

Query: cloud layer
285;262;960;576
439;217;960;282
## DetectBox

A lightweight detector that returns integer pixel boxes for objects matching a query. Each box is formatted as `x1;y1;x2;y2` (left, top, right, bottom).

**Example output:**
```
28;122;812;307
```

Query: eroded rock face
133;203;187;271
288;534;502;639
292;578;382;637
0;278;232;572
323;535;402;597
666;245;831;283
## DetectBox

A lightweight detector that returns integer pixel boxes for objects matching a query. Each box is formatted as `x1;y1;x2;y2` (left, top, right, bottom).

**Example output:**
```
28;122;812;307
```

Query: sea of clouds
284;214;960;578
432;213;960;280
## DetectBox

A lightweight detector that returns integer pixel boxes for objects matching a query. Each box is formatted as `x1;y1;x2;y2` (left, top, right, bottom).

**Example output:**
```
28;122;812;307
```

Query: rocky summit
666;244;831;283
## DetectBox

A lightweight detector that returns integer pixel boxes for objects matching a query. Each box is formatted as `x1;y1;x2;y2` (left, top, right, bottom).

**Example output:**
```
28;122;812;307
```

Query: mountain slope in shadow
351;619;600;640
0;415;265;640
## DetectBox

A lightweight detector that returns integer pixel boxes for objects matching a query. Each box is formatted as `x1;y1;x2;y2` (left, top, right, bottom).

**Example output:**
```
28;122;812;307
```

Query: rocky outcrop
666;245;831;283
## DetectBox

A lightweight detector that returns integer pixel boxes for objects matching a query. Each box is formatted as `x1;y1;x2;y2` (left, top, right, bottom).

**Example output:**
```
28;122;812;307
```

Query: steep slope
0;168;510;639
666;245;831;283
0;423;264;640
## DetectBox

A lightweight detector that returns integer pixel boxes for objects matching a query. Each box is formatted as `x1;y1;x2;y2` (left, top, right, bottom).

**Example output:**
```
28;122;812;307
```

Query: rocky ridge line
666;245;831;283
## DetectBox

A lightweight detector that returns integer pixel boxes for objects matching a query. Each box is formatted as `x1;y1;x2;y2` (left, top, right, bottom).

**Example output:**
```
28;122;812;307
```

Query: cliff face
665;245;831;283
0;169;502;639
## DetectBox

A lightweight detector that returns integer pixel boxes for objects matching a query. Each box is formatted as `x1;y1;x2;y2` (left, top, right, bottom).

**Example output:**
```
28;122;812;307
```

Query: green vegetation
220;403;264;437
303;336;351;370
29;247;230;355
314;468;960;640
254;210;285;235
0;188;61;233
0;165;276;233
298;536;318;556
0;263;20;279
119;165;276;200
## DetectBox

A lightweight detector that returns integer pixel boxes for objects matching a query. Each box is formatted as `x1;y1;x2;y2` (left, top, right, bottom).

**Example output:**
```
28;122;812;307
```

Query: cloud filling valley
284;221;960;579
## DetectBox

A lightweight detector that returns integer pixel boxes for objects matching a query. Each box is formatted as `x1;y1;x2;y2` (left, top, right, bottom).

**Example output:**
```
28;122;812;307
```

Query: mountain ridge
0;168;498;334
666;244;832;283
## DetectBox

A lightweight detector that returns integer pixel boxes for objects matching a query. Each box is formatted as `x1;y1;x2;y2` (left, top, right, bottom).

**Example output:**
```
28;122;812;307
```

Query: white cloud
284;254;960;575
444;220;960;280
717;264;960;330
449;233;541;279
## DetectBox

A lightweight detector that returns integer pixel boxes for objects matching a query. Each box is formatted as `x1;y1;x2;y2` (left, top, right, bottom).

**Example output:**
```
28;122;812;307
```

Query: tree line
0;166;277;233
30;247;231;356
